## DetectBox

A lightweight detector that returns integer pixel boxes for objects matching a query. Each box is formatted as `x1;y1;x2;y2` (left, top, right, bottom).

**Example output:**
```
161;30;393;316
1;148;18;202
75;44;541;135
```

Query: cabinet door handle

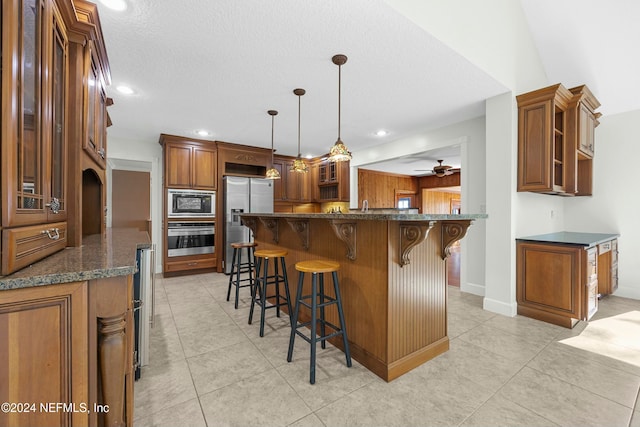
188;262;198;266
45;197;61;214
41;228;60;240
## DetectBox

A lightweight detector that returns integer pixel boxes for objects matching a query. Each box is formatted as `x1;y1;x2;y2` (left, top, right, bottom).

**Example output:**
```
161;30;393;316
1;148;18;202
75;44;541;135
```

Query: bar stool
249;249;292;337
287;260;351;384
226;242;258;309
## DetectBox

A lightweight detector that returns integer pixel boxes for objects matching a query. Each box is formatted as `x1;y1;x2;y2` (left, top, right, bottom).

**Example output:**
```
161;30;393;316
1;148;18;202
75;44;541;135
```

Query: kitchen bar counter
241;212;485;381
0;228;151;290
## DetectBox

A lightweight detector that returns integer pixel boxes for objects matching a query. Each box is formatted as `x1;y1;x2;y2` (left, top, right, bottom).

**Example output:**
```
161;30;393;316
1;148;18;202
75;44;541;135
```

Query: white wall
351;117;487;294
564;109;640;299
107;135;164;273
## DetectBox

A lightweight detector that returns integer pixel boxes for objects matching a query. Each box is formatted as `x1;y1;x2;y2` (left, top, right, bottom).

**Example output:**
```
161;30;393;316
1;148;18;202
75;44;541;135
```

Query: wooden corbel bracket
441;220;473;260
399;221;436;267
328;220;357;261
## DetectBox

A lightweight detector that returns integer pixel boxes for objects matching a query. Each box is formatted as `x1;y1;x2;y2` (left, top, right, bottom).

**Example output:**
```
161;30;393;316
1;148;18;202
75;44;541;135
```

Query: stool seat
231;242;258;249
295;260;340;274
254;249;288;258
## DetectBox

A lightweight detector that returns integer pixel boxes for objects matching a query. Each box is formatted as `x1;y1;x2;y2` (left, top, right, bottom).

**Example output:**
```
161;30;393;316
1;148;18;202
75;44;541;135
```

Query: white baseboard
460;282;485;297
483;297;517;317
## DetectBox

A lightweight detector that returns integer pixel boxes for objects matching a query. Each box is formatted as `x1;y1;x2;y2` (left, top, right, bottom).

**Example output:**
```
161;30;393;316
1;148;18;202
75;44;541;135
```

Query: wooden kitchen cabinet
1;0;74;274
0;281;89;427
517;83;601;197
567;85;601;196
82;41;110;170
316;159;350;202
598;239;618;295
160;135;217;190
0;275;136;427
516;232;618;328
272;155;311;202
517;84;575;195
517;240;597;328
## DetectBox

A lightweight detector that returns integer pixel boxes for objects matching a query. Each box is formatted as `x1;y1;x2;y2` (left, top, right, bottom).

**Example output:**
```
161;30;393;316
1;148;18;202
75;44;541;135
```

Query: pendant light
328;54;352;162
265;110;281;179
290;88;309;173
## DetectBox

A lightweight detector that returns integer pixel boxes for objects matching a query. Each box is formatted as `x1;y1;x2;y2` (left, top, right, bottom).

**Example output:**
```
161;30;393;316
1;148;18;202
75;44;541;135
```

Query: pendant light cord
338;63;341;140
271;114;275;163
297;93;302;157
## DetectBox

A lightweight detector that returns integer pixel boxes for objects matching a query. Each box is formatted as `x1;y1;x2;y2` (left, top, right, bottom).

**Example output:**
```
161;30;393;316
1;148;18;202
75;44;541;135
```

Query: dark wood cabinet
0;275;135;427
598;239;618;296
517;83;601;197
160;134;217;190
316;159;350;202
517;84;575;194
516;234;619;328
272;155;312;202
82;41;109;169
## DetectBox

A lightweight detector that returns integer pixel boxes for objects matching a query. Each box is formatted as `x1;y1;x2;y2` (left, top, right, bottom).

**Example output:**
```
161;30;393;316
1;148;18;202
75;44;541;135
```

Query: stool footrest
294;327;346;345
298;297;338;310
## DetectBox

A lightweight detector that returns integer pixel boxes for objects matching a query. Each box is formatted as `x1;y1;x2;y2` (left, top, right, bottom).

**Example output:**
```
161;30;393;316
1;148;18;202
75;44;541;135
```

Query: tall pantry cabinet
1;0;111;275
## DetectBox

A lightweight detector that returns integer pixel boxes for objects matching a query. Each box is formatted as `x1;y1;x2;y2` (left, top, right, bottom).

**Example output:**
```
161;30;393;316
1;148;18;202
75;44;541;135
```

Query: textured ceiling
98;0;638;176
98;0;506;165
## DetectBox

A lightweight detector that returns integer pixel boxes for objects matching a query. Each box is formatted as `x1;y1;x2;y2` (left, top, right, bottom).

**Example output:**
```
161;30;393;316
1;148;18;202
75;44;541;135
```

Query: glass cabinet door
49;5;67;217
18;0;45;215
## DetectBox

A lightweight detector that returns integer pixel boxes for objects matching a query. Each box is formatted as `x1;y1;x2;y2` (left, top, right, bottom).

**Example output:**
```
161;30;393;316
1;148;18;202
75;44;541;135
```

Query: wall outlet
550;209;555;219
480;204;486;213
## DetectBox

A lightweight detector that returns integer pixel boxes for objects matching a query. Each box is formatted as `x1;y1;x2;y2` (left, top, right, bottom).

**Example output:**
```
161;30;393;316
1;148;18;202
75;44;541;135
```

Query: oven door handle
167;227;215;236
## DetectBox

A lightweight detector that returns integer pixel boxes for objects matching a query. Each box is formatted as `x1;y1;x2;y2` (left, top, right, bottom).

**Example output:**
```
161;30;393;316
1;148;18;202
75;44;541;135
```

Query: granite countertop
516;231;619;247
240;212;487;221
0;228;151;291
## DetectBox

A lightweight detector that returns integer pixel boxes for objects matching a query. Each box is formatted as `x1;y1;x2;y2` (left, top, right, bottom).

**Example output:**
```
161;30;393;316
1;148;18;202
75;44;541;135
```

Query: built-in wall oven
167;222;215;257
167;189;215;218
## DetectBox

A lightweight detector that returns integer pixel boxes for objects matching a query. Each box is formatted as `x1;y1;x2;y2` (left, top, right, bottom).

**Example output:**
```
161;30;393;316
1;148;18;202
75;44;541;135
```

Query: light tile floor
134;272;640;427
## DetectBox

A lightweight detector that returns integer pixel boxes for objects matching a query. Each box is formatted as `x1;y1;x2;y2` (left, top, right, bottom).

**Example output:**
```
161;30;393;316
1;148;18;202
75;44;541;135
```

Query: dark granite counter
241;212;487;221
0;228;150;290
516;231;619;248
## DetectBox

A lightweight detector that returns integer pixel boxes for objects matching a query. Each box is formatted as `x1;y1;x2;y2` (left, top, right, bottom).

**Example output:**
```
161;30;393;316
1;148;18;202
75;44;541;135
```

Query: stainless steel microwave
167;189;215;218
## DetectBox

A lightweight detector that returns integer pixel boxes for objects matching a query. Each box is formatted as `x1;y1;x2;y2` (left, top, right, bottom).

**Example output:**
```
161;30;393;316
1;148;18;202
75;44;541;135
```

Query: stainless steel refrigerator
223;176;274;273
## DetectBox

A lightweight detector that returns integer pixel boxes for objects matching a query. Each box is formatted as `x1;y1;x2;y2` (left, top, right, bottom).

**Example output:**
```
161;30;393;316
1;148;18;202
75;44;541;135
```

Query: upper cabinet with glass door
1;0;111;274
83;40;110;169
1;0;69;228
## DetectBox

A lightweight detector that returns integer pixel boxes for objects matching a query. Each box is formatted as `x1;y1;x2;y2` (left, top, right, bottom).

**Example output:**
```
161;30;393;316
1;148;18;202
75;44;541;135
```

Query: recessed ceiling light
98;0;127;11
375;130;388;137
196;130;210;137
116;85;134;95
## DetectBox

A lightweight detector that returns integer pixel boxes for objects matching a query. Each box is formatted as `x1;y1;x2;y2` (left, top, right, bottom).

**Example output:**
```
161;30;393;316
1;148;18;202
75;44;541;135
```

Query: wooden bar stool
249;249;292;337
287;260;351;384
226;242;258;309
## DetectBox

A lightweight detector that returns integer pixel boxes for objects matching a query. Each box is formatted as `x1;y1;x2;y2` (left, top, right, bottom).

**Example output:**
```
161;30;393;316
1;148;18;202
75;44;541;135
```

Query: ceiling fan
431;160;459;177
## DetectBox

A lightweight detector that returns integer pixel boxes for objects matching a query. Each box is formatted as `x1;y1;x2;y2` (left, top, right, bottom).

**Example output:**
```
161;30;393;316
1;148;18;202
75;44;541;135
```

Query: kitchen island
0;228;149;427
241;212;486;381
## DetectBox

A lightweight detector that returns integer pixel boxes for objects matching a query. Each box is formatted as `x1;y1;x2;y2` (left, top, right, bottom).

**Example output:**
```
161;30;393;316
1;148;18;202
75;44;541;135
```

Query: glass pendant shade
290;88;309;173
265;110;281;179
291;156;309;173
328;54;352;162
329;138;352;162
265;167;281;179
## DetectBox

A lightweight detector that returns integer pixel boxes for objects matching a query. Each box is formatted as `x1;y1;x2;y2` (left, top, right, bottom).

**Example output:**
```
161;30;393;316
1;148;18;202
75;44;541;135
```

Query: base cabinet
516;241;598;328
0;276;134;427
597;239;618;295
